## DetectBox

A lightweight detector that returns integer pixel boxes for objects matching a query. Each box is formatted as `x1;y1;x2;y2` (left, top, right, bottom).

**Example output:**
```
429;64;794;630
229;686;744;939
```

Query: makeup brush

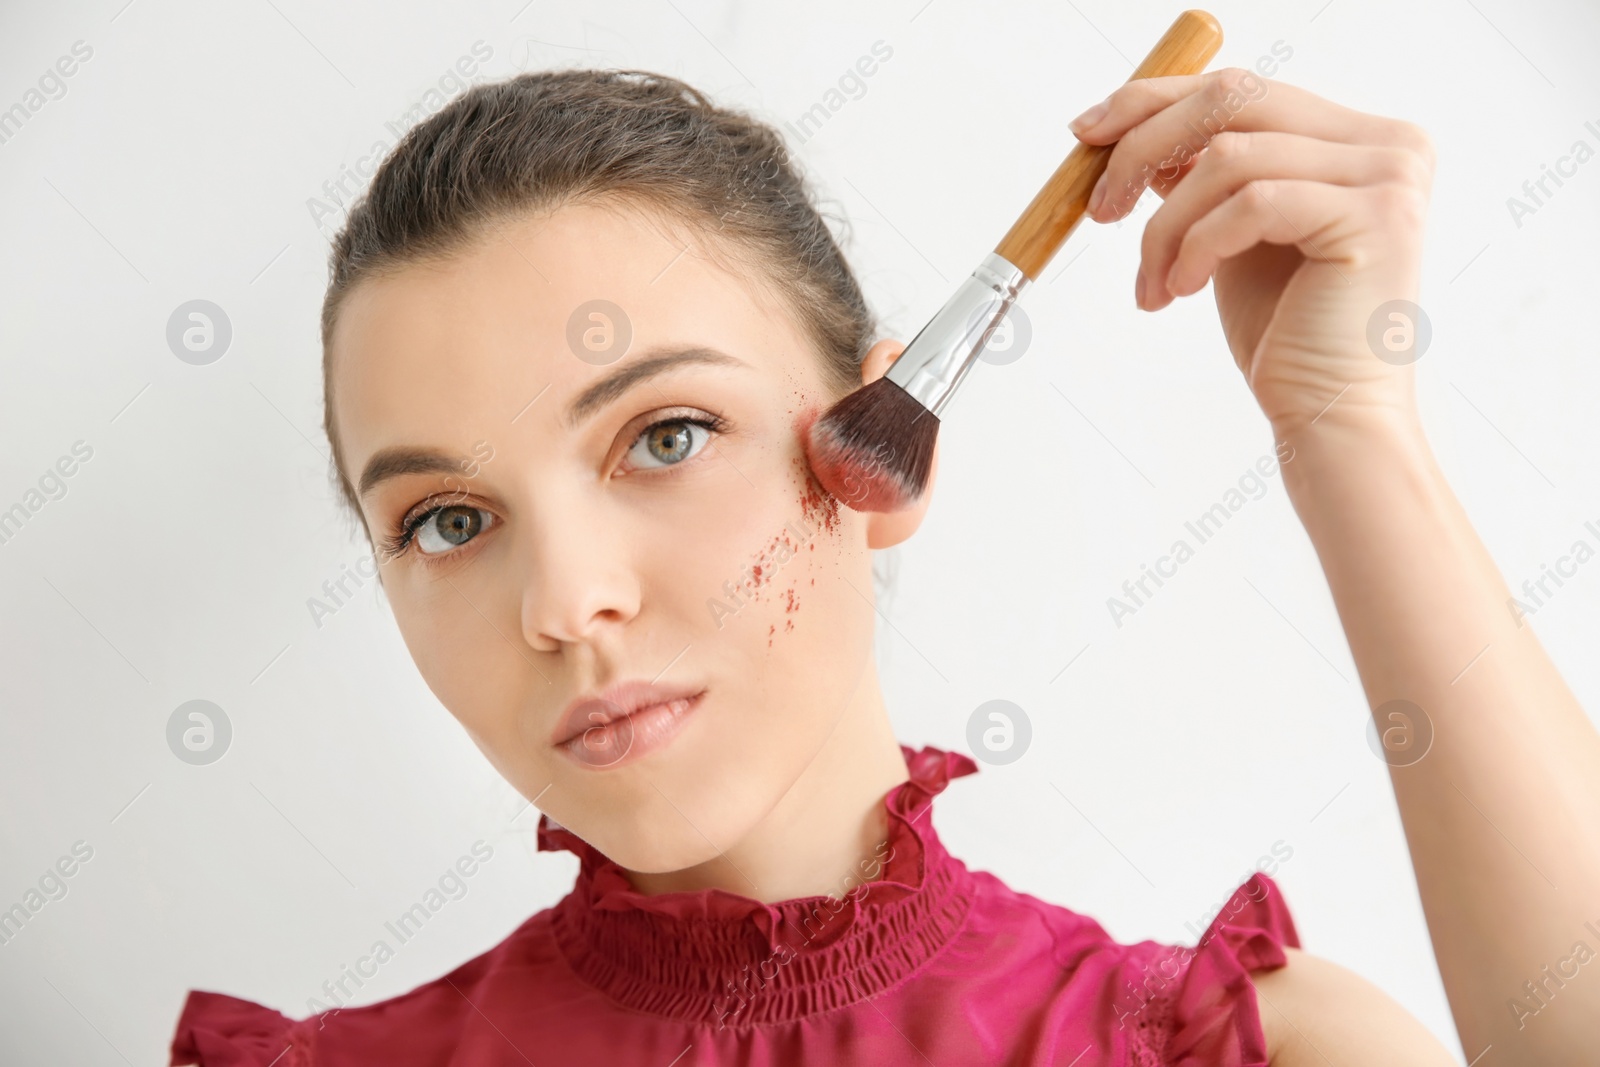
803;9;1224;512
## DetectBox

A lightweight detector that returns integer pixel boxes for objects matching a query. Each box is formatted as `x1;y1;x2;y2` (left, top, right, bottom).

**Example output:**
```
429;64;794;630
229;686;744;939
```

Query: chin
587;759;771;876
594;815;736;874
538;686;806;876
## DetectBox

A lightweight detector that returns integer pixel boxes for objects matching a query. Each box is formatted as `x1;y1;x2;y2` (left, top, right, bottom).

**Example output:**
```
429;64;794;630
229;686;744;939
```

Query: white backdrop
2;0;1597;1062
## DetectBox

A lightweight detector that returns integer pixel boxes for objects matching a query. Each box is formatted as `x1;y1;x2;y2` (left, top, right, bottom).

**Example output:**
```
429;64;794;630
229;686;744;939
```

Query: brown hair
319;68;878;531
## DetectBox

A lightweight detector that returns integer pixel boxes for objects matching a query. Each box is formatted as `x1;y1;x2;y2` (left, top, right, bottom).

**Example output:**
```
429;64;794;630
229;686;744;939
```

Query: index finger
1071;68;1418;219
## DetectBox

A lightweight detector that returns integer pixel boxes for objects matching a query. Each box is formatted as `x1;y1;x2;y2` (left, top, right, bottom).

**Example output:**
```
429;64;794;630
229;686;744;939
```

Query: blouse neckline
536;744;979;1028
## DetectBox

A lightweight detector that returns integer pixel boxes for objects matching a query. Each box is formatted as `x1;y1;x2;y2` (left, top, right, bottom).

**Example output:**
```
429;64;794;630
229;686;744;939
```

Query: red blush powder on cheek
794;404;908;514
751;403;850;651
792;407;843;535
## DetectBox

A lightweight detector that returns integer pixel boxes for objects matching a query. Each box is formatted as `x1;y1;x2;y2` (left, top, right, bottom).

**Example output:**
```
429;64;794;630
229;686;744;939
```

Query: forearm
1279;407;1600;1063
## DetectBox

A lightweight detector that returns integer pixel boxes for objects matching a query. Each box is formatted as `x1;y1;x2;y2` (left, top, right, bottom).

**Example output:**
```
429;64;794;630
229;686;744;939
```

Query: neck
622;671;910;904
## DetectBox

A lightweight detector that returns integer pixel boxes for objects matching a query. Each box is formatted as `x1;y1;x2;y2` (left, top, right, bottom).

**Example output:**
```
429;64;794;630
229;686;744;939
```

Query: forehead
329;200;816;463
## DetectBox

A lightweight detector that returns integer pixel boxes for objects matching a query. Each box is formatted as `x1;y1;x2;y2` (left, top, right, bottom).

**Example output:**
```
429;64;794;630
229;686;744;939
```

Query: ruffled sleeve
1162;872;1300;1067
169;990;311;1067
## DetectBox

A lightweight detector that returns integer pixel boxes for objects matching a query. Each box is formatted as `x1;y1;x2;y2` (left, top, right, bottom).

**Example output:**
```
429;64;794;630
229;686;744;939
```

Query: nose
517;499;641;652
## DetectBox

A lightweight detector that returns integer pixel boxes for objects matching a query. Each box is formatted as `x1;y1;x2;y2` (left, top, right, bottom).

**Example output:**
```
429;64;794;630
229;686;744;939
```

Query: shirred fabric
170;743;1299;1066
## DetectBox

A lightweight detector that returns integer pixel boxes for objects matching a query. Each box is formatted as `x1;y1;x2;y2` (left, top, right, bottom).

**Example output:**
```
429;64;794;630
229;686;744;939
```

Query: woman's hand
1068;68;1436;436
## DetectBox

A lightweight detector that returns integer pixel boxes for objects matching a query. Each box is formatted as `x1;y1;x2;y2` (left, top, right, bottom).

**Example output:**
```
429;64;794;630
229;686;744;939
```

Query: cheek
648;442;856;663
641;483;796;634
386;572;524;737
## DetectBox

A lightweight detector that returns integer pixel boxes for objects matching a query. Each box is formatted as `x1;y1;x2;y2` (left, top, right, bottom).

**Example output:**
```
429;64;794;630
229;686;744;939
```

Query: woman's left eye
623;418;717;471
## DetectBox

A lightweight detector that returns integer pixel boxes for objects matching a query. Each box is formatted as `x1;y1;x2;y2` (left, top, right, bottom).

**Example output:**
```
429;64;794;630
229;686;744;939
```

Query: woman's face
329;200;888;873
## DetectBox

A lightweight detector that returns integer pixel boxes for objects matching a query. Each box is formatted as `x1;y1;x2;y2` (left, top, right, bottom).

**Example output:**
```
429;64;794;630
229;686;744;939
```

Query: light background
1;0;1597;1062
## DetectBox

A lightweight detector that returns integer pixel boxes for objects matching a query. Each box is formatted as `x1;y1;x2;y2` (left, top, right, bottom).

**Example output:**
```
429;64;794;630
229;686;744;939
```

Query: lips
551;679;708;748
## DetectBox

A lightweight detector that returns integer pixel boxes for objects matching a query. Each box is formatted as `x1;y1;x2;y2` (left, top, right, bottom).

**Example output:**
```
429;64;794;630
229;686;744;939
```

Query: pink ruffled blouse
170;744;1300;1065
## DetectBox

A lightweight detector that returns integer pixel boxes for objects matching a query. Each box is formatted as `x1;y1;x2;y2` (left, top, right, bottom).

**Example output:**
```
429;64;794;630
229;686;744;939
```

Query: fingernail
1134;271;1146;309
1088;172;1108;218
1069;99;1109;135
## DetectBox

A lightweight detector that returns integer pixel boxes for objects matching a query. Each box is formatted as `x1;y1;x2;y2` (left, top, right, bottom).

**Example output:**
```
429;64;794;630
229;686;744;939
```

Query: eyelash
379;412;728;565
378;492;475;565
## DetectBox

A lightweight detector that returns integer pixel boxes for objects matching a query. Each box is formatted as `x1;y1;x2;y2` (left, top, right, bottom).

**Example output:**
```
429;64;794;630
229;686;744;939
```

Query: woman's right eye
414;505;495;556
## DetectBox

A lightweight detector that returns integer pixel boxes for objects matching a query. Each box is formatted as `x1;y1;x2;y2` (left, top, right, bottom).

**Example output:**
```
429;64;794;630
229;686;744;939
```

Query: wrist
1273;405;1436;506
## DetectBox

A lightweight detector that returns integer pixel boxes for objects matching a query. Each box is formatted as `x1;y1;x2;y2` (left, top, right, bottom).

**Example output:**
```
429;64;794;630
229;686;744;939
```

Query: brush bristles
803;378;939;513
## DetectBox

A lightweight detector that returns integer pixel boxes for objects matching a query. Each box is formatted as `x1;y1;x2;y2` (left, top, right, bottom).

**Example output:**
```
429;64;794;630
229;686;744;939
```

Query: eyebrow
358;448;469;499
356;344;747;500
564;345;746;428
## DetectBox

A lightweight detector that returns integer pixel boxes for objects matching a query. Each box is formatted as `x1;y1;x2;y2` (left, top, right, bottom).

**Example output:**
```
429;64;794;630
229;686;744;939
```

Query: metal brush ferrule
884;252;1030;417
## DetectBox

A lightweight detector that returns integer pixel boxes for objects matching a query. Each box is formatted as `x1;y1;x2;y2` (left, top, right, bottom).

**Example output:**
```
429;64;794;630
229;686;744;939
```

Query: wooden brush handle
994;9;1223;281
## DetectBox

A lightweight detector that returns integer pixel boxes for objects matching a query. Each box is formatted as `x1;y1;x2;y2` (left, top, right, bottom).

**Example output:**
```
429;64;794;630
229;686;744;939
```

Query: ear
856;338;939;549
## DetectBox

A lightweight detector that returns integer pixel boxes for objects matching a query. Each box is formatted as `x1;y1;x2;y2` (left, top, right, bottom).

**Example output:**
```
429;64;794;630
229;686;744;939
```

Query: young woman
170;66;1599;1065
